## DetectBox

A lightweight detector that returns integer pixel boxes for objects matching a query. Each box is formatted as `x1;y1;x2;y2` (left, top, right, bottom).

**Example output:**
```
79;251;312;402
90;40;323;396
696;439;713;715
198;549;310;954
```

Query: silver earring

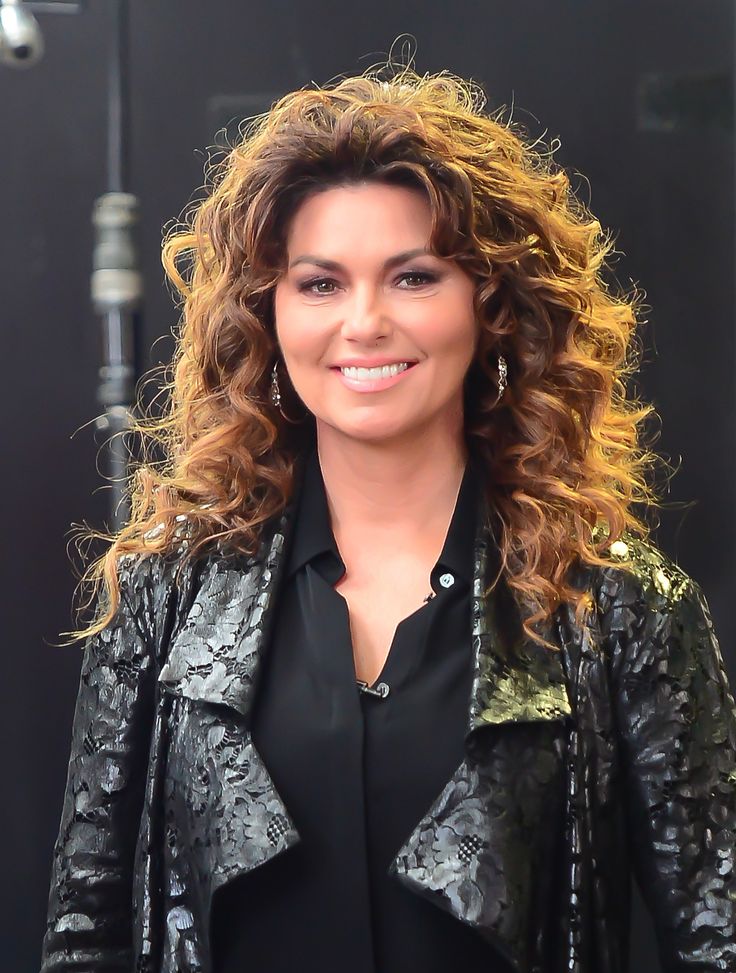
496;354;508;402
270;359;303;424
270;360;282;409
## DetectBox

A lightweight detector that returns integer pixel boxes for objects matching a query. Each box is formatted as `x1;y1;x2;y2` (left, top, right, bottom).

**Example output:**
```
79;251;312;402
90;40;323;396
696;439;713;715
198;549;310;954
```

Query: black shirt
210;447;504;972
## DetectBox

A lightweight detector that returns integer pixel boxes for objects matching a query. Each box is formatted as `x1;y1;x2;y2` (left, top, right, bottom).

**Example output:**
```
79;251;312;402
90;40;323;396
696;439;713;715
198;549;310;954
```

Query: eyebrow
288;247;434;272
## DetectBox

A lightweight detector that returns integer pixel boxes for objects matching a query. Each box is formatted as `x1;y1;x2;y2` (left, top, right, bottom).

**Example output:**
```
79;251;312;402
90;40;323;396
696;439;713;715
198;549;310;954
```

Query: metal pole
1;0;141;531
91;0;142;531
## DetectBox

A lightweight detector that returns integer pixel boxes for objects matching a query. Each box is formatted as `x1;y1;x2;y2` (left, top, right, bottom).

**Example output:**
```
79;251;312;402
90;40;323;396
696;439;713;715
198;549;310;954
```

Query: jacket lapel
156;503;301;899
157;507;293;718
157;484;574;972
465;508;572;736
390;512;574;972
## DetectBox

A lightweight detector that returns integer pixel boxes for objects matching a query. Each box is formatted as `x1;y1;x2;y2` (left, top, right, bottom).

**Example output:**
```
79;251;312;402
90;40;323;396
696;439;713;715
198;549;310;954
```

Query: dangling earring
496;354;508;403
270;359;304;424
270;360;282;410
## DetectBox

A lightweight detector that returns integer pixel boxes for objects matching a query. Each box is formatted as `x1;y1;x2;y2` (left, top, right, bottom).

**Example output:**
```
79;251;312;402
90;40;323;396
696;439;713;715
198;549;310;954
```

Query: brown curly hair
65;63;668;651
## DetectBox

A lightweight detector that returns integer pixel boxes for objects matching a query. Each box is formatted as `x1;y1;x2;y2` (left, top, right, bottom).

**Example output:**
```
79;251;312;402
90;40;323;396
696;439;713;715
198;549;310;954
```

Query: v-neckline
331;581;442;691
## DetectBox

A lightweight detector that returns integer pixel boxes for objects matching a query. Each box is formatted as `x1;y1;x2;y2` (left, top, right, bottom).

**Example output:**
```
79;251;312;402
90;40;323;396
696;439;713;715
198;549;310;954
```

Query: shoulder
112;518;202;646
119;516;194;586
585;531;719;679
593;531;695;614
118;506;283;613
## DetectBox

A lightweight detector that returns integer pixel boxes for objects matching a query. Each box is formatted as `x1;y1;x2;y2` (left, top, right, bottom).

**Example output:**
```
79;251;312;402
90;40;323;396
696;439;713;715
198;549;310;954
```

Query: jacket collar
157;470;572;741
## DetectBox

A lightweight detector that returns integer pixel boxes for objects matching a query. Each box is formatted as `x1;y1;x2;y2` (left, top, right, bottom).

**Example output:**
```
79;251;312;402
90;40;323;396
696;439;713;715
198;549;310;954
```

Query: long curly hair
65;64;668;651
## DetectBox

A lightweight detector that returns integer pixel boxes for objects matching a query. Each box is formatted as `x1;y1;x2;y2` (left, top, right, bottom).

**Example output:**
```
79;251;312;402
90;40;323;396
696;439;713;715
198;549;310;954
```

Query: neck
313;419;469;547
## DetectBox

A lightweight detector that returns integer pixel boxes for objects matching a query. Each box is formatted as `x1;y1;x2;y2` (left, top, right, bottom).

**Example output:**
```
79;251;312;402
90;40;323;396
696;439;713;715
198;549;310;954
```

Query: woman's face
273;180;478;447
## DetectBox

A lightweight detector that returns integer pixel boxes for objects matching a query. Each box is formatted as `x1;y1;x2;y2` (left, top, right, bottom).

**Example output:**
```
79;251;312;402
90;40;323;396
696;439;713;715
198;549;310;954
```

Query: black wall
2;3;732;970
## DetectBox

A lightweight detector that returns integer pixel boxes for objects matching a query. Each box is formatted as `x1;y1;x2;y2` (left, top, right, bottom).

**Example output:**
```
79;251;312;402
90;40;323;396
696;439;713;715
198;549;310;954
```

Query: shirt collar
430;454;482;591
285;446;483;590
285;447;340;583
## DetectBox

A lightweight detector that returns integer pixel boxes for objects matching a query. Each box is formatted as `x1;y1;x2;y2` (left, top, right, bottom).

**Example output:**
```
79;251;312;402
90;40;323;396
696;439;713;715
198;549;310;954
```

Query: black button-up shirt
210;447;506;972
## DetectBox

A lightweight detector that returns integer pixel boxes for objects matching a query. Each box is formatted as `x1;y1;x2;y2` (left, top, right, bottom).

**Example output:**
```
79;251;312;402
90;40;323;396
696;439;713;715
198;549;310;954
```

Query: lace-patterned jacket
39;495;736;973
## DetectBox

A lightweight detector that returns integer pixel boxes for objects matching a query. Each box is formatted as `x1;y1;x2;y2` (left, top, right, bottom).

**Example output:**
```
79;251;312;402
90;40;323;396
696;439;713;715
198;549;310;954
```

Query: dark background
2;2;733;970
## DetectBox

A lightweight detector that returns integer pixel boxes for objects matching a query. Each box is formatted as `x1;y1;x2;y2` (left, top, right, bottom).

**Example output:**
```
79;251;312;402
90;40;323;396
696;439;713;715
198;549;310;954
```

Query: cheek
414;298;476;357
275;318;331;374
272;286;288;344
274;290;313;356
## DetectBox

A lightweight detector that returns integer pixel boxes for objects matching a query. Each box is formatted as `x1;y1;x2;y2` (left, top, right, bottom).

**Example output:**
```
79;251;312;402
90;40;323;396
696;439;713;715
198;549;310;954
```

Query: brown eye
397;271;439;287
299;277;338;295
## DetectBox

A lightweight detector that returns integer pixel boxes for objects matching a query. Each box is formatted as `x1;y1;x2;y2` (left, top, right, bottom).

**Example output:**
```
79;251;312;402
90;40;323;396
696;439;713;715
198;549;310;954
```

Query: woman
39;67;736;973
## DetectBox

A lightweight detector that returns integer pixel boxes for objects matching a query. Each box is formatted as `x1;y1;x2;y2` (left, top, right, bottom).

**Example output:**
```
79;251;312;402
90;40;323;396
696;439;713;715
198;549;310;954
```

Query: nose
340;287;392;343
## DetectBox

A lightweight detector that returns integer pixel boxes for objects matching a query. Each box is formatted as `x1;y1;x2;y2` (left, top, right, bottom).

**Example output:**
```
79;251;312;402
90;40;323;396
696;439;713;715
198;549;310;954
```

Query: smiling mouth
330;362;419;376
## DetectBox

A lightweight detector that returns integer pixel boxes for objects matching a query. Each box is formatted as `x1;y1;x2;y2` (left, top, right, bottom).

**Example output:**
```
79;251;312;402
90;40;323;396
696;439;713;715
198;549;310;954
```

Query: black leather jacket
39;495;736;973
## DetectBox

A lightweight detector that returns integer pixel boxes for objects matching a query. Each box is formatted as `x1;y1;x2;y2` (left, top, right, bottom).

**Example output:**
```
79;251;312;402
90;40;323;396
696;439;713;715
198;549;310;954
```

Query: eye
298;277;338;295
397;270;439;288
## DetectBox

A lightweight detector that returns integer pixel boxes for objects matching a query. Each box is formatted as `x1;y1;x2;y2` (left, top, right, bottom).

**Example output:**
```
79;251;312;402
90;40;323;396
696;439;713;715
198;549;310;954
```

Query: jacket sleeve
39;553;164;973
611;566;736;971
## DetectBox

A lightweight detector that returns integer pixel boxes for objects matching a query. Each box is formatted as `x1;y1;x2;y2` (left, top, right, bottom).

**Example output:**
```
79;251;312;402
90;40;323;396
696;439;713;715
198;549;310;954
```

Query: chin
322;415;423;446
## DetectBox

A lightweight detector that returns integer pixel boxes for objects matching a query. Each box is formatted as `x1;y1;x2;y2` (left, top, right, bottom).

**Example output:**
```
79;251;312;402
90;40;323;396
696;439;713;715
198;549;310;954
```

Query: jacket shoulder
592;529;696;614
111;527;199;662
586;531;716;673
116;534;192;598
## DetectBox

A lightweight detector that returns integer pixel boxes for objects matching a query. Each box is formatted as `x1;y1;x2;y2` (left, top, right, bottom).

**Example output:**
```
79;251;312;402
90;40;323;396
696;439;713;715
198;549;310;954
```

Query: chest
333;567;436;686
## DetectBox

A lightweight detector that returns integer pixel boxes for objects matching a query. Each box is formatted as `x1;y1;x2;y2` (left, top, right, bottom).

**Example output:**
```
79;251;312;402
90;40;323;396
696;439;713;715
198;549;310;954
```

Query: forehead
285;182;433;253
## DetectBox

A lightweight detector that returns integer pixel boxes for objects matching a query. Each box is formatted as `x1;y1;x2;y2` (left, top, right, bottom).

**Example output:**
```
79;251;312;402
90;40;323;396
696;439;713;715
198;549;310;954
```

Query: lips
330;359;419;394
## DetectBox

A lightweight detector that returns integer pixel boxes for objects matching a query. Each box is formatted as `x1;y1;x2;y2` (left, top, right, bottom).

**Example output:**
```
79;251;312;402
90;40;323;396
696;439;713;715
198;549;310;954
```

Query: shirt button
439;572;455;588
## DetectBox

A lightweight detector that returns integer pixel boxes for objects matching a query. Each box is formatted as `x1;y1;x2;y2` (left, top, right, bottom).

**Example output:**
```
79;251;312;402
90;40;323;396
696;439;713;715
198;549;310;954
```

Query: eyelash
297;270;439;295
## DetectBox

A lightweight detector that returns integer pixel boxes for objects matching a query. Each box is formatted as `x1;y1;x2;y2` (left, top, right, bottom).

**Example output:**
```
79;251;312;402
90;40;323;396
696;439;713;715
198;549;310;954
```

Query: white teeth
340;362;411;380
